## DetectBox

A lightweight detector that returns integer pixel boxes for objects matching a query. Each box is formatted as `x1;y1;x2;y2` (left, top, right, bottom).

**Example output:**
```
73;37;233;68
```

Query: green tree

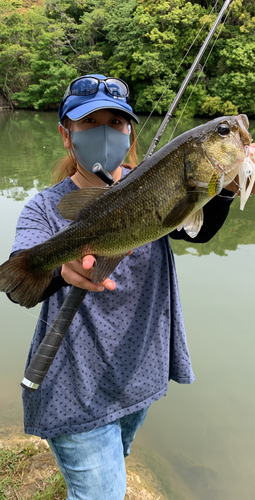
102;0;207;114
0;0;78;108
199;0;255;116
0;0;254;116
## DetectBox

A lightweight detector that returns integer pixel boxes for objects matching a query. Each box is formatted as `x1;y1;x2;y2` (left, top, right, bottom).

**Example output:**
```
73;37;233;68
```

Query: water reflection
0;111;254;500
172;196;255;255
0;110;64;199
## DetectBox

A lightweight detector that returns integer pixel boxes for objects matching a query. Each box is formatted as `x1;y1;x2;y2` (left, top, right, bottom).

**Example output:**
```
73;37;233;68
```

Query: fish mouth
237;114;252;146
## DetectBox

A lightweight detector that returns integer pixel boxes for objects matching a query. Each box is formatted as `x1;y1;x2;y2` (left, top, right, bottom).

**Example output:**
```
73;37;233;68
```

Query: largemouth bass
0;114;251;308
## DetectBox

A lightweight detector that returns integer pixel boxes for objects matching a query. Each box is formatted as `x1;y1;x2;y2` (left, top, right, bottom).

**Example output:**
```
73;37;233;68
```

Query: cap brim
66;100;140;124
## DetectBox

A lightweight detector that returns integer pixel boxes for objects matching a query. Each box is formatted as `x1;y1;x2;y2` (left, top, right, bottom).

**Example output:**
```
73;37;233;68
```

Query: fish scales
0;114;251;307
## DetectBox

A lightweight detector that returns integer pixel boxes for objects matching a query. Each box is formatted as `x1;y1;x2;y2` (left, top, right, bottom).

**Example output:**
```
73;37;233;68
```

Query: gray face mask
71;125;130;173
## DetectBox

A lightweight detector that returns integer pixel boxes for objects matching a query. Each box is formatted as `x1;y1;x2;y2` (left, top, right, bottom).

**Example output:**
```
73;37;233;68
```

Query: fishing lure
239;148;255;211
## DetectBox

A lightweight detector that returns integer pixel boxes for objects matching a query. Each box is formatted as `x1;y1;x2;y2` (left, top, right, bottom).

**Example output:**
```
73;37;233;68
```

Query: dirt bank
0;434;165;499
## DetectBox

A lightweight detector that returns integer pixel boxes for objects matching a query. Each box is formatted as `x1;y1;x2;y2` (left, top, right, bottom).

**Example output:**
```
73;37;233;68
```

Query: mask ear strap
128;124;131;134
59;122;69;133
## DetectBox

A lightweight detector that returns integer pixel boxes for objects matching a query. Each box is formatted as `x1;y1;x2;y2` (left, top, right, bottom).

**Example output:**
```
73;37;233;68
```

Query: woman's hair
52;113;138;185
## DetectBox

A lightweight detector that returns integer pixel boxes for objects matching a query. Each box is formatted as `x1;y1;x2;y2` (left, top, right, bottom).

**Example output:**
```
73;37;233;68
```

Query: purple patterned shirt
12;174;194;439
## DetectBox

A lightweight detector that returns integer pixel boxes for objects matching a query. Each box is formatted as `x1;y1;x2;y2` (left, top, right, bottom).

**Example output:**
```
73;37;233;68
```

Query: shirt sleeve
7;191;69;304
10;192;54;254
170;189;235;243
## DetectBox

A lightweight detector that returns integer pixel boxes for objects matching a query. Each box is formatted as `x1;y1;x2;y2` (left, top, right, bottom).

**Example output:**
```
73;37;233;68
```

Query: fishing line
185;190;236;199
22;305;86;362
21;307;55;332
217;164;241;187
22;295;85;335
168;0;234;143
125;0;221;159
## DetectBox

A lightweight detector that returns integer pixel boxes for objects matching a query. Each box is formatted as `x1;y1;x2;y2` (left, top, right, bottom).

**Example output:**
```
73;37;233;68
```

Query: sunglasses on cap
62;76;130;104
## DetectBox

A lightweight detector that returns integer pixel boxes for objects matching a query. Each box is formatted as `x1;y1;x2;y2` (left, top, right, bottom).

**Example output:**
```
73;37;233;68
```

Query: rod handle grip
21;286;87;391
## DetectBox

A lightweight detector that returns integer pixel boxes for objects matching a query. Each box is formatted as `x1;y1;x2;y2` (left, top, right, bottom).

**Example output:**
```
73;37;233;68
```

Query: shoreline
0;431;166;500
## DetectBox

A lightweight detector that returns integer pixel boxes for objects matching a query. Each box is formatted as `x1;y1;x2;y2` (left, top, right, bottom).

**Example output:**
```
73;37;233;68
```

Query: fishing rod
21;0;232;391
144;0;232;160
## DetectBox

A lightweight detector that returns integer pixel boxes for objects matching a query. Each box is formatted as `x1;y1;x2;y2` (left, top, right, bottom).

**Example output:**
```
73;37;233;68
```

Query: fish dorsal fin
92;254;127;283
163;192;197;229
177;208;204;238
57;187;110;220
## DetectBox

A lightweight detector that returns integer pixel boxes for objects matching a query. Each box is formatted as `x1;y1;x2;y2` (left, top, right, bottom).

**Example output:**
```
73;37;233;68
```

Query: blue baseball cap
59;74;140;124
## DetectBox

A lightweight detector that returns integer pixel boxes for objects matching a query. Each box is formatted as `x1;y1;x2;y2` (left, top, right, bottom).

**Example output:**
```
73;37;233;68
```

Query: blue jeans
47;407;149;500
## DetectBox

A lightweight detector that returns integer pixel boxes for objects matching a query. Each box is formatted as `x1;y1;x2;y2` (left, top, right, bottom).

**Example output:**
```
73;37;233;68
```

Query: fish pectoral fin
57;187;110;220
163;192;197;229
177;208;204;238
91;254;127;283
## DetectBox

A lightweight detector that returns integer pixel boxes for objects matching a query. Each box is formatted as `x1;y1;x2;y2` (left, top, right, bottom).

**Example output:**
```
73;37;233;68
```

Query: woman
9;75;252;500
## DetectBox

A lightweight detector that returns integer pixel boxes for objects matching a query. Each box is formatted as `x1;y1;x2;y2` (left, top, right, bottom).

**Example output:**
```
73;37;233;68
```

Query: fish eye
217;123;230;137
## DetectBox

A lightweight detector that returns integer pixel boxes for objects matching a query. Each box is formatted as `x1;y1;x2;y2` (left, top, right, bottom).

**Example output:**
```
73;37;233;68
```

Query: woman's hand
61;255;116;292
61;251;133;292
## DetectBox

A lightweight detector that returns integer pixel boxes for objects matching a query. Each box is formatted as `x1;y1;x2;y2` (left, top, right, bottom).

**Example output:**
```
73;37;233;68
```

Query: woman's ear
59;123;70;149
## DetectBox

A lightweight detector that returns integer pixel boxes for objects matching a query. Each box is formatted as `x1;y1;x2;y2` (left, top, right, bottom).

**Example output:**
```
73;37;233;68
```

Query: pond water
0;110;254;499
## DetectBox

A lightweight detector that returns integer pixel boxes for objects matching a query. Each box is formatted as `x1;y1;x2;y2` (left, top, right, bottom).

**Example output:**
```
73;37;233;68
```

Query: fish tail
0;251;53;308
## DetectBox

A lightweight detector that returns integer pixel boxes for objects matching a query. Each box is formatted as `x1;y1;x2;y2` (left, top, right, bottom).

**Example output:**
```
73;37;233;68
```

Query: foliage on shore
0;0;254;117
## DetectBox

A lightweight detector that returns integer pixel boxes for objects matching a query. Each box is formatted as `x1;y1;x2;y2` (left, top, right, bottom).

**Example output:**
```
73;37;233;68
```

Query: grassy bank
0;434;165;500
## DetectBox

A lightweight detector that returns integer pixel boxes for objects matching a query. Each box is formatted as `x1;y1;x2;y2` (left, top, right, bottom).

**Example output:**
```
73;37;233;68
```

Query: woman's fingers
61;260;104;291
82;255;96;270
81;255;116;290
61;251;133;292
61;257;116;292
62;264;104;291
